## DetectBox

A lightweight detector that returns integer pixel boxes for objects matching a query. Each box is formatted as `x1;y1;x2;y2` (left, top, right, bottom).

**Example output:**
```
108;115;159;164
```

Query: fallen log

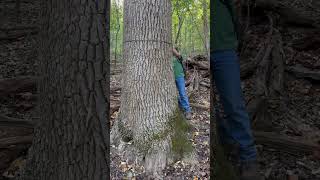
111;69;122;75
186;58;209;70
200;81;210;88
186;70;197;87
201;71;210;78
241;14;274;80
253;131;320;156
255;39;273;96
190;103;209;110
0;136;33;149
110;96;120;102
255;14;275;96
240;47;263;79
286;65;320;81
0;115;34;129
194;70;200;91
292;33;320;51
192;54;208;61
0;76;37;97
255;0;319;28
111;86;121;93
110;104;120;115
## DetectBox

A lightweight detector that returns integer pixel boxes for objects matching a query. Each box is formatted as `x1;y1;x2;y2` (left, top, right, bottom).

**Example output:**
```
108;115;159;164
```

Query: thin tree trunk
19;1;110;180
191;18;194;54
188;9;206;55
114;0;120;68
184;18;187;55
202;0;210;58
175;15;184;45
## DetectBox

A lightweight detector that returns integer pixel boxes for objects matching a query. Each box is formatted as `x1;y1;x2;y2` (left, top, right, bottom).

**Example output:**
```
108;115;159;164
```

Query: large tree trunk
19;1;110;180
111;0;193;177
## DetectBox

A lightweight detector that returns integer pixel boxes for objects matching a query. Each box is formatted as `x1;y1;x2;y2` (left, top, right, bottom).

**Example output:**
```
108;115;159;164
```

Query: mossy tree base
111;108;198;178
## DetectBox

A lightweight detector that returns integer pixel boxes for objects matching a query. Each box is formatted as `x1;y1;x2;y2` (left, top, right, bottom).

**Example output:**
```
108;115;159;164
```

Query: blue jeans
175;77;191;113
211;50;257;162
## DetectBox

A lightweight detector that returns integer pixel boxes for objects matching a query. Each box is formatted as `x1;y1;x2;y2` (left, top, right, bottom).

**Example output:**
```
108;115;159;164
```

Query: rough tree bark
19;1;110;180
111;0;193;177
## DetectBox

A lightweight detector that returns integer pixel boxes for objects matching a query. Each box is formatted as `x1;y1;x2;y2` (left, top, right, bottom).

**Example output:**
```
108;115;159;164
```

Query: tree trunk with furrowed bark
111;0;194;177
18;1;110;180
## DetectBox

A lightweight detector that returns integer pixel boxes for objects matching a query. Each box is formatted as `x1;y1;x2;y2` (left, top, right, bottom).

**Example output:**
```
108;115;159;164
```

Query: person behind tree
212;0;263;179
172;47;192;120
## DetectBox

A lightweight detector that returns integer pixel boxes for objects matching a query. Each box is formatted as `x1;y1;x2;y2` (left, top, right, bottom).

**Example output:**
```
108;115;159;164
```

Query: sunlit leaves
110;0;210;60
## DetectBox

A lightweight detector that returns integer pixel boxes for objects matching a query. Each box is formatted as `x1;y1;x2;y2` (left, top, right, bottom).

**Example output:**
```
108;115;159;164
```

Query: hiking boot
240;160;264;180
184;112;192;120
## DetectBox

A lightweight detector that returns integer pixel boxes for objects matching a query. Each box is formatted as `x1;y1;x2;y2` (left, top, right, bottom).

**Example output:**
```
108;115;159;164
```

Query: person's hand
172;48;181;58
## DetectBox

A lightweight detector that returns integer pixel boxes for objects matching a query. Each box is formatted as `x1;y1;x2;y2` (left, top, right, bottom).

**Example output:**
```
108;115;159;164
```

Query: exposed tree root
144;139;173;178
286;65;320;81
111;109;197;178
114;134;198;179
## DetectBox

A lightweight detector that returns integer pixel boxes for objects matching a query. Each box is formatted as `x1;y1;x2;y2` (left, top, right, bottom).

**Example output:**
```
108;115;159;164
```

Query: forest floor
232;0;320;179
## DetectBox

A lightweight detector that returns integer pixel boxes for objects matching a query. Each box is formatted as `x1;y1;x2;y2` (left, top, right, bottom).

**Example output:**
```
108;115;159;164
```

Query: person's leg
175;79;183;110
211;50;257;162
175;77;191;113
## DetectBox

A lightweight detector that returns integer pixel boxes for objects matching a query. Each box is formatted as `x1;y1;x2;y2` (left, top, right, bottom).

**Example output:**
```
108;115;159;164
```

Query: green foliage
110;0;210;62
172;0;210;56
110;0;123;61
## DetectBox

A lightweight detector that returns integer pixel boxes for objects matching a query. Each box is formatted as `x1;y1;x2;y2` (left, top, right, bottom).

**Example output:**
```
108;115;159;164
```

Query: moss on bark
168;107;193;159
133;107;193;160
